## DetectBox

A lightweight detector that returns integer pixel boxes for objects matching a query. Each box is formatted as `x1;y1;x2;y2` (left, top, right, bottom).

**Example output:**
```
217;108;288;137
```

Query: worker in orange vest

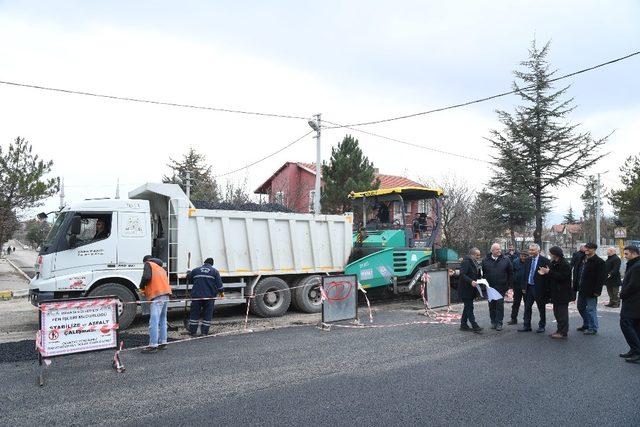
139;255;172;353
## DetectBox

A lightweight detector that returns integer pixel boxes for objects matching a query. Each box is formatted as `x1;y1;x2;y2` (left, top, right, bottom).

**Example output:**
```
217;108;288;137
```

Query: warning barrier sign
38;297;119;358
321;275;358;323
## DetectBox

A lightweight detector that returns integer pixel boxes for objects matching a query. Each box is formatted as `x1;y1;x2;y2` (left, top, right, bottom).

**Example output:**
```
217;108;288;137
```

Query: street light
308;114;322;214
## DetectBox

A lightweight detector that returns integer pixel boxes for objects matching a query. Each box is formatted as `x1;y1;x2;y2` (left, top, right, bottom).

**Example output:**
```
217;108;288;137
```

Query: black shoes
518;326;532;332
625;354;640;364
536;327;545;333
583;330;597;335
496;324;503;331
472;325;483;334
577;326;587;332
507;319;517;325
141;346;158;354
619;351;635;358
158;344;167;350
460;324;471;331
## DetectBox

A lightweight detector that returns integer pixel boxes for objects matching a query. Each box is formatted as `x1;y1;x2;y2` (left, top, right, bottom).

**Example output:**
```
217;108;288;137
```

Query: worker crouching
187;257;224;336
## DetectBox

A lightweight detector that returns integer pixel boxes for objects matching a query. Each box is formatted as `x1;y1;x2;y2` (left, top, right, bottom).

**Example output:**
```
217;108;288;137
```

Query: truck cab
30;198;153;327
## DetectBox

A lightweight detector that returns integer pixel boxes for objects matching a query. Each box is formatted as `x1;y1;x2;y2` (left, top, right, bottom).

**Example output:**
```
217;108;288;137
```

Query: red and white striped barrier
40;298;116;312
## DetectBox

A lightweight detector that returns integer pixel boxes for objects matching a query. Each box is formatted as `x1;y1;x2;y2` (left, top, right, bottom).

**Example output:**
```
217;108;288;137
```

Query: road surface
5;239;38;279
0;301;637;426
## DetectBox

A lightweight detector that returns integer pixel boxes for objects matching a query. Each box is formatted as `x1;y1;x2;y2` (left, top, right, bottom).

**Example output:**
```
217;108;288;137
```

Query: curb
5;258;31;282
0;289;29;300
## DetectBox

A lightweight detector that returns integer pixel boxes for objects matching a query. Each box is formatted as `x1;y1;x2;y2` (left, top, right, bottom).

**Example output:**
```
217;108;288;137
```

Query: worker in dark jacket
538;246;572;339
575;242;606;335
481;243;513;331
458;248;483;333
519;243;550;333
509;252;528;325
186;257;224;336
605;247;622;308
619;245;640;363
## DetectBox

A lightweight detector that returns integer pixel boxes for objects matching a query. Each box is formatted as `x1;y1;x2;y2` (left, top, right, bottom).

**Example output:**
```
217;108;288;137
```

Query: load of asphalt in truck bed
192;200;293;213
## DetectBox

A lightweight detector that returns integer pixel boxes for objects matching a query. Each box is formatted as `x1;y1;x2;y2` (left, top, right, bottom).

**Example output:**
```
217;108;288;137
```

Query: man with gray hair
519;243;550;333
481;243;513;331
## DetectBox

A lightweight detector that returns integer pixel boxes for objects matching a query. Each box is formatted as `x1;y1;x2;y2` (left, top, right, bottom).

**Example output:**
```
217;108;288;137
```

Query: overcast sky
1;1;638;224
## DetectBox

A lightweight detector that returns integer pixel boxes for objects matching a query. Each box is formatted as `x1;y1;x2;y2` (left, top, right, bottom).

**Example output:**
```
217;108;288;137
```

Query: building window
418;199;431;215
274;191;284;205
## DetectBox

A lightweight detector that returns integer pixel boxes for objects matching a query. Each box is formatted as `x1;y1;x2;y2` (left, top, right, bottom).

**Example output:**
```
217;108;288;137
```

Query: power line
214;131;313;178
327;50;640;129
0;80;309;121
323;119;492;164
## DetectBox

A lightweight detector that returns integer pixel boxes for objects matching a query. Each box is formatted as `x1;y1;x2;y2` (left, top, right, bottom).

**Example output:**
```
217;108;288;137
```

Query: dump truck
29;183;353;328
344;187;459;294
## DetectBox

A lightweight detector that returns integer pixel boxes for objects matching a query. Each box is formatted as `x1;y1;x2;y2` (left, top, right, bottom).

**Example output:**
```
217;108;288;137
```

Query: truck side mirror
70;216;82;235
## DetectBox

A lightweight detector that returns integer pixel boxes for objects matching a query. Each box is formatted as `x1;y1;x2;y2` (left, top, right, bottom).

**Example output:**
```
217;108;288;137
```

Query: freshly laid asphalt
1;301;638;426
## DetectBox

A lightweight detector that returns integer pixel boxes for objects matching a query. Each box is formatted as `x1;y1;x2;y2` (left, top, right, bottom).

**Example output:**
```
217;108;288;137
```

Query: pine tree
486;173;536;245
321;135;379;214
487;40;609;244
163;148;220;202
0;137;58;246
609;155;640;237
580;175;606;242
563;206;577;224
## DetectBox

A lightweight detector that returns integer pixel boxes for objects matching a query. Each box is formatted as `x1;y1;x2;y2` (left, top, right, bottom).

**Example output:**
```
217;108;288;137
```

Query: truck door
116;211;151;265
53;212;118;291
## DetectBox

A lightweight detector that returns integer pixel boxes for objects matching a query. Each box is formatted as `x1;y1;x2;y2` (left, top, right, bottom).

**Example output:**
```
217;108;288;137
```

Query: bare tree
423;174;475;254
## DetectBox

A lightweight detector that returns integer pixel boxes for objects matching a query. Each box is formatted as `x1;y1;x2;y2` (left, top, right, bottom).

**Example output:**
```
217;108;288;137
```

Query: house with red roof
254;161;431;217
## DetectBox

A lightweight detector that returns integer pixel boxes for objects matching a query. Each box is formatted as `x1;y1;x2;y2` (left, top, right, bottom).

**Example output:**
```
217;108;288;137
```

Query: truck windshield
41;212;68;251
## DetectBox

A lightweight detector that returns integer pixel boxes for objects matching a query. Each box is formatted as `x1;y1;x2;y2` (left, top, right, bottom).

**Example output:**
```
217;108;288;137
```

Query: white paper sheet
475;279;503;301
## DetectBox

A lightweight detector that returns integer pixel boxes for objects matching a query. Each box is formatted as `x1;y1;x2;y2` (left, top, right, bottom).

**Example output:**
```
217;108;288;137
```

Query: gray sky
1;1;638;224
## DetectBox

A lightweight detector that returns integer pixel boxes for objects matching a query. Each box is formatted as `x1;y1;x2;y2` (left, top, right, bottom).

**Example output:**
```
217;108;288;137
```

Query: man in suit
519;243;550;333
605;247;622;308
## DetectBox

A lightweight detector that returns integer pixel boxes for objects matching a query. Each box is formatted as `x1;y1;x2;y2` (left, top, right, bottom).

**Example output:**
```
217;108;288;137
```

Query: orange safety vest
143;262;172;300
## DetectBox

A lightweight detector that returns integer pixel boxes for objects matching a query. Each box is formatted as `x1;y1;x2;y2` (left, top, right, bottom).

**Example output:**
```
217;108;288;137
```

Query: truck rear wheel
88;283;137;330
291;275;322;313
249;277;290;317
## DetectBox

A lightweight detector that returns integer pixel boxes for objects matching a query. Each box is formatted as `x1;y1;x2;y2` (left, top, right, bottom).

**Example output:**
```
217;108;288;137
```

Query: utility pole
59;177;65;210
308;113;322;214
115;178;120;199
595;173;601;247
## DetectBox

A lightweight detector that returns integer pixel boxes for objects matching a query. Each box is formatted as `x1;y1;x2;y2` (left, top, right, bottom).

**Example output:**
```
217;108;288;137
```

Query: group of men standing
458;241;640;363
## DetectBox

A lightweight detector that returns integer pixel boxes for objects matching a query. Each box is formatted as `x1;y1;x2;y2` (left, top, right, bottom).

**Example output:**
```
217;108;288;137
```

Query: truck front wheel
291;275;322;313
88;283;137;329
249;277;291;317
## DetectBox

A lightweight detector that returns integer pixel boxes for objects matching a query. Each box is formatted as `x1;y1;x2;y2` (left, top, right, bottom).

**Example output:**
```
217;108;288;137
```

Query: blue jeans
577;293;598;332
149;295;169;347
